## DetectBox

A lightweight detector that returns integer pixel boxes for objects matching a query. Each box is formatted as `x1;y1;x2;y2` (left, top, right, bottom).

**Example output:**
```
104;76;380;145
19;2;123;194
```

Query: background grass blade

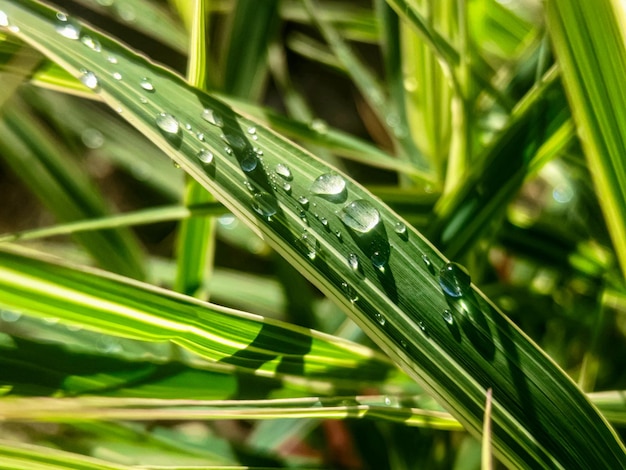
1;1;625;468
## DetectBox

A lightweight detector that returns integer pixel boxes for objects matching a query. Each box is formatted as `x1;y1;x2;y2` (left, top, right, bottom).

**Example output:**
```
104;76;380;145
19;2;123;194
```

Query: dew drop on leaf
297;196;309;209
374;312;386;326
80;35;101;51
55;16;81;39
283;183;291;193
347;253;359;271
107;56;118;64
341;282;359;303
252;192;278;219
422;254;435;274
338;199;380;234
140;77;155;92
443;309;453;325
310;173;346;201
438;262;471;298
0;11;8;27
79;70;99;90
197;149;214;165
202;108;223;127
300;231;319;260
394;221;407;236
275;163;292;180
240;149;258;173
155;112;180;135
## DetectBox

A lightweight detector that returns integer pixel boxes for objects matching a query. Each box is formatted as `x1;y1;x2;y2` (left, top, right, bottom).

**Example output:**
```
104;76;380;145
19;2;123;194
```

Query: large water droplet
79;70;99;90
0;11;8;28
275;163;292;180
140;77;155;92
202;108;223;127
240;149;258;173
300;231;319;260
374;312;386;326
438;262;471;298
155;112;180;135
339;199;381;234
197;149;214;165
310;173;346;202
443;309;453;325
80;35;101;51
55;16;81;39
252;192;278;219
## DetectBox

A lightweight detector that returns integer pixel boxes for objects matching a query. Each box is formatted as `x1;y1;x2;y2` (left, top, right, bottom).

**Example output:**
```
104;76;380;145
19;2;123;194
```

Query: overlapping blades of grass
0;2;624;467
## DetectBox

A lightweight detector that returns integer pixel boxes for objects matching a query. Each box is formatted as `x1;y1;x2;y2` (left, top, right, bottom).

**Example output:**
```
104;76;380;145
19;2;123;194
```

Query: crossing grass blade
1;1;625;468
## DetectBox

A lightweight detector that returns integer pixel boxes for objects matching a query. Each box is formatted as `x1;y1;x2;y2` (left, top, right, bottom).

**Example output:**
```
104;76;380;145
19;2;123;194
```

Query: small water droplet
438;262;471;298
275;163;292;180
374;312;386;326
320;217;329;228
300;231;319;260
384;396;392;406
185;123;192;131
222;133;246;151
56;12;67;21
247;126;256;135
254;147;263;156
0;11;9;28
140;77;155;92
107;56;118;64
252;192;278;219
202;108;223;127
197;149;214;165
335;230;342;239
418;321;426;331
80;35;101;51
0;309;21;322
310;173;347;202
172;160;181;168
225;146;233;155
443;309;453;324
112;72;122;80
394;221;407;237
371;251;387;270
297;196;309;209
196;132;205;141
400;339;407;348
310;118;328;134
240;149;258;173
299;209;307;220
155;112;180;135
422;254;435;274
81;128;104;149
283;183;291;193
339;199;381;233
79;70;99;90
347;254;361;275
55;16;81;39
341;282;359;303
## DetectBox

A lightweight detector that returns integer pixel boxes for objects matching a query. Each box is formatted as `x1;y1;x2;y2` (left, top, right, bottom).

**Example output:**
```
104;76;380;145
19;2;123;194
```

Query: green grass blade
2;2;625;467
546;0;626;280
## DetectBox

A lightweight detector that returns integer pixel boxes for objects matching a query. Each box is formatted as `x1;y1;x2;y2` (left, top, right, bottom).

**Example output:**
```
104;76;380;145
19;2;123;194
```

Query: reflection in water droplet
310;173;346;201
79;70;99;90
374;312;386;326
347;253;359;271
438;262;471;298
0;11;9;27
443;309;453;324
275;163;292;180
155;112;180;135
341;282;359;303
320;217;329;228
240;149;258;173
197;149;213;165
202;108;223;127
140;77;155;92
55;17;81;39
300;231;319;260
252;192;278;219
371;251;387;270
338;199;381;233
80;35;101;51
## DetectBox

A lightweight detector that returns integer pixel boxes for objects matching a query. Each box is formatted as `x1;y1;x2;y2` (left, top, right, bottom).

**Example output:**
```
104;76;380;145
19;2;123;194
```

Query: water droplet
222;133;246;151
334;230;342;239
310;118;328;134
300;231;319;260
247;126;256;135
310;173;346;202
252;192;278;219
81;128;104;149
418;321;426;331
297;196;309;209
55;17;81;39
79;70;99;90
275;163;292;180
283;183;291;193
394;222;407;236
139;97;148;104
341;282;359;303
196;132;205;141
56;12;67;21
197;149;214;165
225;146;233;155
254;147;263;156
374;312;386;326
172;160;181;168
202;108;223;127
347;253;359;271
155;112;180;135
0;309;21;322
443;309;453;324
185;123;193;131
400;339;407;348
0;11;8;28
422;254;435;274
371;251;388;270
383;396;392;406
140;77;155;92
438;262;471;298
112;72;122;80
320;217;329;228
80;35;101;51
240;149;258;173
339;199;381;233
107;56;118;64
